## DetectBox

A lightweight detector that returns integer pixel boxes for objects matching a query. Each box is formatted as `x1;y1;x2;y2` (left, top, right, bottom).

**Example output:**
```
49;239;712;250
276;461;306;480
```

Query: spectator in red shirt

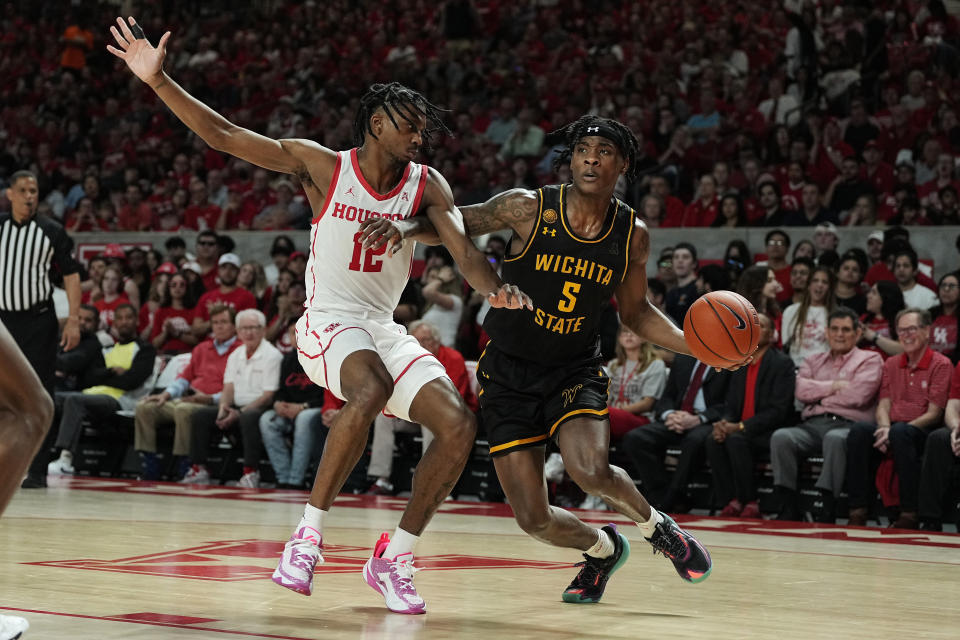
183;179;223;231
232;168;277;229
193;230;221;291
134;305;240;479
649;175;685;227
151;271;200;355
192;253;257;338
761;229;793;305
117;183;154;231
846;308;953;529
93;266;130;331
860;141;895;196
366;320;478;495
681;173;719;226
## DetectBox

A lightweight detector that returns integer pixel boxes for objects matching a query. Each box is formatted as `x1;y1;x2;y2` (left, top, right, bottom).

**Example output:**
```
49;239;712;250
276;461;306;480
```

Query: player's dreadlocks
549;115;642;182
353;82;451;148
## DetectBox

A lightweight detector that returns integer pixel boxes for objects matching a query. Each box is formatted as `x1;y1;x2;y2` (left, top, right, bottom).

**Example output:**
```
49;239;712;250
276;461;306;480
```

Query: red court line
0;606;316;640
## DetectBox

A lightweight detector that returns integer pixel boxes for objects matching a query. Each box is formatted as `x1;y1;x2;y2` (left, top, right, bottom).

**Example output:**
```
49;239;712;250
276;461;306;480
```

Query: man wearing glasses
845;308;952;528
194;230;221;291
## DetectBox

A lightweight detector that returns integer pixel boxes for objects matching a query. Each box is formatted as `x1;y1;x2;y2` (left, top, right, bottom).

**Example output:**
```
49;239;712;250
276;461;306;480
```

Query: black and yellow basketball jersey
483;184;635;365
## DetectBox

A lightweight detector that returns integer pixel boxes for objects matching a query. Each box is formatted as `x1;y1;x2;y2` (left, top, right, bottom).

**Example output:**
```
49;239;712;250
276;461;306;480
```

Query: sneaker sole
362;558;426;615
562;533;632;604
271;566;313;596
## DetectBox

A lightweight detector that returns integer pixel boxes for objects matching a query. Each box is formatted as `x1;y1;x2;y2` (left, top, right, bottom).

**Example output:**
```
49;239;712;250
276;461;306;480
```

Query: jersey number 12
349;231;386;272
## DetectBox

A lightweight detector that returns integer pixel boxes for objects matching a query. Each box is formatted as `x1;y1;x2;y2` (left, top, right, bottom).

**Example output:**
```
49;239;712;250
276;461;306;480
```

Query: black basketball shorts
476;342;610;457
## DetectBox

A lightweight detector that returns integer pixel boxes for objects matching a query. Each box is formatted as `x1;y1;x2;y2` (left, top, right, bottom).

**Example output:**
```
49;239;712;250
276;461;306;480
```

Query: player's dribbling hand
715;353;754;373
488;284;533;310
358;218;405;257
106;16;172;88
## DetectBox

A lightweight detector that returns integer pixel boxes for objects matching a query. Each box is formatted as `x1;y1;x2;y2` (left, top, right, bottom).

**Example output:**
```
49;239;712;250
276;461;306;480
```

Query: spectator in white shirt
182;309;283;488
894;250;939;310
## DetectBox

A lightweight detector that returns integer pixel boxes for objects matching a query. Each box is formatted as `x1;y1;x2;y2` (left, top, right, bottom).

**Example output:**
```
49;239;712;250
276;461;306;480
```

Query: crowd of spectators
6;0;960;525
5;1;960;231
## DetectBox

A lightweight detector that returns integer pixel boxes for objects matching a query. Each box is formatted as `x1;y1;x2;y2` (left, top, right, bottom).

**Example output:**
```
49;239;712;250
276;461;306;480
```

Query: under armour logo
542;227;556;237
344;187;356;196
586;126;599;133
401;192;409;201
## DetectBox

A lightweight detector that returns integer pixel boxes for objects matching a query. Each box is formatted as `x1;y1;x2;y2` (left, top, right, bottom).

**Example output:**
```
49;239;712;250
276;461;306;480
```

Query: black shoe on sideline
21;473;47;489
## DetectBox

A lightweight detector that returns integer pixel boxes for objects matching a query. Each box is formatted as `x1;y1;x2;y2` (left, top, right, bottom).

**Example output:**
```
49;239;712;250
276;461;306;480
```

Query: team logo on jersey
543;209;557;224
401;192;409;201
344;187;356;197
608;242;619;255
324;322;342;333
561;384;583;407
542;227;556;237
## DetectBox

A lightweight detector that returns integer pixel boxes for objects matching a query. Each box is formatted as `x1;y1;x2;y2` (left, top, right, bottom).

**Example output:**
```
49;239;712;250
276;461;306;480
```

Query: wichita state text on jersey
483;184;635;364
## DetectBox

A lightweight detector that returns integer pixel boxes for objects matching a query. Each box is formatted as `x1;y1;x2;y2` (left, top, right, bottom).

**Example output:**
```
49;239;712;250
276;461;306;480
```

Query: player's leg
558;416;713;584
493;445;630;603
275;317;393;597
402;378;475;533
0;322;53;515
0;322;53;638
359;362;473;614
307;349;393;507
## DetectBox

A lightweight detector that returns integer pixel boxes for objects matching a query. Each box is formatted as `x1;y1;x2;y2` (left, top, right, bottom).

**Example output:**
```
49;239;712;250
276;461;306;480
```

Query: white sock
383;527;419;560
296;503;326;545
585;528;615;559
637;508;664;539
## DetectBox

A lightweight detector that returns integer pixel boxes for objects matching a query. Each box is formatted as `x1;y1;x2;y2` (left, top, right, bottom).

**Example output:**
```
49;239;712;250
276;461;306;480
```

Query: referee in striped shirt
1;170;82;489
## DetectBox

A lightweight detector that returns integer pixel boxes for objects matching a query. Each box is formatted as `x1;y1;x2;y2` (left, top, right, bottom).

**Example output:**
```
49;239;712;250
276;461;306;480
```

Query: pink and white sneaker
271;526;323;595
362;532;426;614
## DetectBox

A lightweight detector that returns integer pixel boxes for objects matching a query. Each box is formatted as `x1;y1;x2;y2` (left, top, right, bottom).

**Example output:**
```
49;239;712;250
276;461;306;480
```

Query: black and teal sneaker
562;524;631;603
647;511;712;583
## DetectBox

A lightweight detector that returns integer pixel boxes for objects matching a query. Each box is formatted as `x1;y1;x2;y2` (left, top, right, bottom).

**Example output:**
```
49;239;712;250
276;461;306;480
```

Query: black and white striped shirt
0;213;80;312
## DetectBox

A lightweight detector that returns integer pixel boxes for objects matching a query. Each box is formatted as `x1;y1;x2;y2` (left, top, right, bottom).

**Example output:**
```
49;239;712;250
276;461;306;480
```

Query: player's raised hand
488;284;533;311
106;17;171;87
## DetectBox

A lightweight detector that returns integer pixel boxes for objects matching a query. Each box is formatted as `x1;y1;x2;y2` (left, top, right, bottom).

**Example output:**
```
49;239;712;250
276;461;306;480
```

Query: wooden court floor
2;478;958;640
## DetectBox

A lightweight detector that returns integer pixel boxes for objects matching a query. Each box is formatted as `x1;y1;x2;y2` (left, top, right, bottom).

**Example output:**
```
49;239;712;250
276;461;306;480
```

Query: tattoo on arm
152;78;168;91
461;190;537;236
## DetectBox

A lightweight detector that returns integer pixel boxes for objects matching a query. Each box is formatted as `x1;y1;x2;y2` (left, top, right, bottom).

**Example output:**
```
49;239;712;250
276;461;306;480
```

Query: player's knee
514;506;552;537
567;461;613;495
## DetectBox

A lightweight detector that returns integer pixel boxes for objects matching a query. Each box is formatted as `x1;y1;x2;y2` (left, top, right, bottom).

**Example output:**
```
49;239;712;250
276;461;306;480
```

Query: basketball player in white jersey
0;322;54;639
109;17;531;615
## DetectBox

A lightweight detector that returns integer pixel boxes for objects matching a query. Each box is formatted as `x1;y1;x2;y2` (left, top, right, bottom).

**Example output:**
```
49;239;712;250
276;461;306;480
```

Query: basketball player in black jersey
363;115;750;603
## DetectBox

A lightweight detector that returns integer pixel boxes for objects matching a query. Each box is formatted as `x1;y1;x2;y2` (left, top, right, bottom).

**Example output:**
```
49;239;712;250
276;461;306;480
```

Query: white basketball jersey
305;148;427;315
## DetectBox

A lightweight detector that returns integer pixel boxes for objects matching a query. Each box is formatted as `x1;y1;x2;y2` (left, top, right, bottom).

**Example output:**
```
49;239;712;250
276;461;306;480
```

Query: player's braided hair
549;115;641;182
353;82;450;147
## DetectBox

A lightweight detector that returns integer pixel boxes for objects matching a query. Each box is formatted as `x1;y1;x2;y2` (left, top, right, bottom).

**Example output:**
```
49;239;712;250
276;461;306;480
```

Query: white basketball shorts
296;310;448;422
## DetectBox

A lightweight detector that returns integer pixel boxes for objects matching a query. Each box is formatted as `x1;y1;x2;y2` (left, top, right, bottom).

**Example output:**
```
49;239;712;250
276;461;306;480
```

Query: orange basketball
683;291;760;368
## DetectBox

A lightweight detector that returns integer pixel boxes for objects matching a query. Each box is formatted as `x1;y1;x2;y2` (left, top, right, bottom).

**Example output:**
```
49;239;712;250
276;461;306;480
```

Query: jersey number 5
558;281;581;312
349;231;386;272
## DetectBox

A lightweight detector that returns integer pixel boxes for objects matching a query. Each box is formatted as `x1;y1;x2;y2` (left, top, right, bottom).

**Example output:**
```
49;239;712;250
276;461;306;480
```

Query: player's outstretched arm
0;322;54;515
422;170;532;310
615;220;692;356
361;187;540;250
107;16;320;177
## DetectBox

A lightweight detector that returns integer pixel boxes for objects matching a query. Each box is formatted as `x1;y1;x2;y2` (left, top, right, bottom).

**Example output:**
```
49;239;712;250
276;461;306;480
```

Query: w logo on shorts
324;322;342;333
561;384;583;407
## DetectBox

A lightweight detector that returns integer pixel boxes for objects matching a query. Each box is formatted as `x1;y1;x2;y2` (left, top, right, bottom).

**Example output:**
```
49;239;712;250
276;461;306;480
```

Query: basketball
683;291;760;368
